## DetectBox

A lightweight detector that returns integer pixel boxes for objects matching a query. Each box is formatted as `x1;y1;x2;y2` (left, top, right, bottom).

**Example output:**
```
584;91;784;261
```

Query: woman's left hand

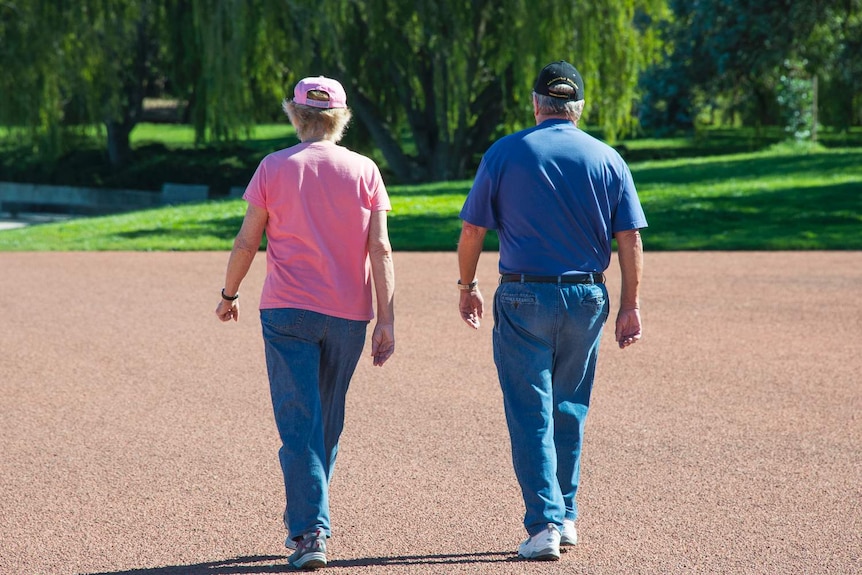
371;322;395;366
216;299;239;322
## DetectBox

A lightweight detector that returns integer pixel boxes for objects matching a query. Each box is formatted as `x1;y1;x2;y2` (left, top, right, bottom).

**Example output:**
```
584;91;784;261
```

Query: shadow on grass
618;127;862;162
83;550;517;574
389;180;472;197
388;212;498;251
112;211;492;253
632;150;862;186
114;213;247;243
643;181;862;250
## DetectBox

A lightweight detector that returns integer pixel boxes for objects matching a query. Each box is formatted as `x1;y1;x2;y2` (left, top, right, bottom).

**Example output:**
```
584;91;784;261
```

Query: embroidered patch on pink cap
293;76;348;109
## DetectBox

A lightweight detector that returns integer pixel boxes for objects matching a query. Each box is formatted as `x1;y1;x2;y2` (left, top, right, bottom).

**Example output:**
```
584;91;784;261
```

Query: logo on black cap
534;61;585;101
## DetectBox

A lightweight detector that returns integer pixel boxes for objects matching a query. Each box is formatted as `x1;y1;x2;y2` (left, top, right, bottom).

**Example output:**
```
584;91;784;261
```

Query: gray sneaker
288;528;327;570
561;519;578;546
517;523;561;561
284;535;297;551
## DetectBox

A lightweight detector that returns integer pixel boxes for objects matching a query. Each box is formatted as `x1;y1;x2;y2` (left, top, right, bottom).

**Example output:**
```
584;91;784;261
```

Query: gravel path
2;251;860;575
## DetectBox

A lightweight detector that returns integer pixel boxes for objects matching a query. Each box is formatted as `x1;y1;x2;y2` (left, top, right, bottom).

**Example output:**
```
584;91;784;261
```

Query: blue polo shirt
460;119;647;274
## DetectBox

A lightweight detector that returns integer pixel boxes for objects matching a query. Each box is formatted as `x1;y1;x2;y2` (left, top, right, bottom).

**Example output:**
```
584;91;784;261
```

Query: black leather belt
499;273;605;285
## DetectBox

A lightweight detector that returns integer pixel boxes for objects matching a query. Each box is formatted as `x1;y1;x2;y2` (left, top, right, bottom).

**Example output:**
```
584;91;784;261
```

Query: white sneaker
561;519;578;546
517;523;561;561
288;528;327;570
284;536;297;550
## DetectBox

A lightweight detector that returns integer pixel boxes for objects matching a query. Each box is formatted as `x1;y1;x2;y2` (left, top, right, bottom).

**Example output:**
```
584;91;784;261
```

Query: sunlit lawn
0;127;860;251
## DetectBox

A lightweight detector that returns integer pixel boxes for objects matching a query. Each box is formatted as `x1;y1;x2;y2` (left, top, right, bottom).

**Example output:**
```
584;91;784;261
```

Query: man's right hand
459;289;484;329
615;308;642;349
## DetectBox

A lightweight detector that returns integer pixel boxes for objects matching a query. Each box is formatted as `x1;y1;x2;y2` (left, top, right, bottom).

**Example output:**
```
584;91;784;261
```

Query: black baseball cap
533;60;584;101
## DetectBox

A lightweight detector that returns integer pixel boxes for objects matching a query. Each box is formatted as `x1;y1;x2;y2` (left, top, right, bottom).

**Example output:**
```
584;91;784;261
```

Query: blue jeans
492;281;609;536
260;308;368;540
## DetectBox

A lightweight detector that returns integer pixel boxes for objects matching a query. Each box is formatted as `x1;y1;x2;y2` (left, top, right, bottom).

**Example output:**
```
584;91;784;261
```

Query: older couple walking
216;60;646;570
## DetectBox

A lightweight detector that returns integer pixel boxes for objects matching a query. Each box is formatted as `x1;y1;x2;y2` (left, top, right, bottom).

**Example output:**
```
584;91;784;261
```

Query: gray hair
282;97;352;143
533;90;585;125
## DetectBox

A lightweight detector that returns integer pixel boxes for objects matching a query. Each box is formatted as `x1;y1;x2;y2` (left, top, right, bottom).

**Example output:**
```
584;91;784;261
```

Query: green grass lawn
634;146;862;250
130;123;295;146
0;128;860;251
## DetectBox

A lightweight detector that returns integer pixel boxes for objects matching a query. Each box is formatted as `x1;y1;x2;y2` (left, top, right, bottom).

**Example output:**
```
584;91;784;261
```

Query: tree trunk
104;12;149;168
347;86;421;183
105;121;133;167
811;74;818;143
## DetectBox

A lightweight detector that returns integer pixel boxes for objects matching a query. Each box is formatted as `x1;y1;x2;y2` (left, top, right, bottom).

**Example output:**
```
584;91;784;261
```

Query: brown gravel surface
2;251;860;575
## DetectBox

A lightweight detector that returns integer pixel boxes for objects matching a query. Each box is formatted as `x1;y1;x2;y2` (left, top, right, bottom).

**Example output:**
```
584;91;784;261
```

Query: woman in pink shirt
215;76;395;570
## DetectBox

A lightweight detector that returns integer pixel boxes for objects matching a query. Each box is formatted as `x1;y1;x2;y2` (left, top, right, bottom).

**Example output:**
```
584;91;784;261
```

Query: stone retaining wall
0;181;212;216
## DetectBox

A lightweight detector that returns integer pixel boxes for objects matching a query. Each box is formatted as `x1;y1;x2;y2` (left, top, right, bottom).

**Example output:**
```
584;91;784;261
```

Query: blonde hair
282;93;352;143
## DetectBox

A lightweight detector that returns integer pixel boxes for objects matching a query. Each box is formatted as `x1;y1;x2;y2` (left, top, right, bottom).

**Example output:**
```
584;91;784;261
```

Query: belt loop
519;274;525;284
556;275;562;286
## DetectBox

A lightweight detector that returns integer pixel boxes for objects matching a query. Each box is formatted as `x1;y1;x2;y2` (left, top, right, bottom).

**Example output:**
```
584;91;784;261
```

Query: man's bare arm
614;229;643;349
457;222;487;329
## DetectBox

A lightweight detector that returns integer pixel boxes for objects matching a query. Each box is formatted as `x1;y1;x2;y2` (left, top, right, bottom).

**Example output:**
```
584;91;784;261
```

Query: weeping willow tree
264;0;668;182
571;0;669;142
0;0;167;166
0;0;667;178
0;1;81;160
166;0;272;143
0;0;274;166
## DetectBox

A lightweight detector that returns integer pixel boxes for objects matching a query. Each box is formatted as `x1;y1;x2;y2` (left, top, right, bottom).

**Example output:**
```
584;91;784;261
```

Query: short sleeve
368;164;392;212
242;161;267;209
459;156;498;229
611;163;648;233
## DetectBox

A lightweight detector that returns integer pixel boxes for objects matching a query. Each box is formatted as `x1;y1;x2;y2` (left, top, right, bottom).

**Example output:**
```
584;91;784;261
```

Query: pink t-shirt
243;141;391;321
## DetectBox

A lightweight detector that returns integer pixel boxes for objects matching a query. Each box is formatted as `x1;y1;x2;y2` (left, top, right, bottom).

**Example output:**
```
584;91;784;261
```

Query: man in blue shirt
457;60;647;561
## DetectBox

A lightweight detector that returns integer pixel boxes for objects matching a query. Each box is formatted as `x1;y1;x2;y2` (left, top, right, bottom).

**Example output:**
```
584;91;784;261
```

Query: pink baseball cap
293;76;348;109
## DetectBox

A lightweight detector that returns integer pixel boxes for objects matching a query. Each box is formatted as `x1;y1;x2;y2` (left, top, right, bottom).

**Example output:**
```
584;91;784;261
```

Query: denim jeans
260;308;368;541
492;280;609;536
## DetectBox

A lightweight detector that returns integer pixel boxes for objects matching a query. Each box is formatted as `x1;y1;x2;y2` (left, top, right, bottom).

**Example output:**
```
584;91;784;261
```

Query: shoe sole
290;551;326;570
518;548;560;561
519;552;560;561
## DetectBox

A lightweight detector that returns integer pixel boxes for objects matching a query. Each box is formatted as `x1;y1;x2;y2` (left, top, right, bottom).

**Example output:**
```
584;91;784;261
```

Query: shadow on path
83;551;517;574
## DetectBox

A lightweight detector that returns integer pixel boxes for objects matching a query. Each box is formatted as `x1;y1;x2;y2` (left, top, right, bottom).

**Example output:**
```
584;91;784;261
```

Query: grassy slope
0;127;860;251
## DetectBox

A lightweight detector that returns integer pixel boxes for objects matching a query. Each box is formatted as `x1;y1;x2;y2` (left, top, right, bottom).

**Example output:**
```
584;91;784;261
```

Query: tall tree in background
0;0;66;159
166;0;285;143
640;0;862;136
0;0;665;180
805;0;862;129
273;0;666;181
0;0;165;166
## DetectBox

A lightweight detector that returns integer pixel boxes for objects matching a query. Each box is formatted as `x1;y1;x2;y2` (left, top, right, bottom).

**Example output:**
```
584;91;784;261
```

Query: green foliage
3;0;861;183
0;0;670;182
640;0;862;136
776;61;814;142
275;0;668;180
0;1;73;156
573;0;670;142
168;0;259;142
